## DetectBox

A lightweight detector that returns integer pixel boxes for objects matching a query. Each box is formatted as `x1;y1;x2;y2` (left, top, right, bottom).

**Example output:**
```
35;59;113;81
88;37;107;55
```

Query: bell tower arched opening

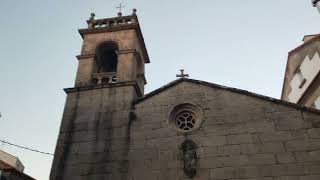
95;41;119;73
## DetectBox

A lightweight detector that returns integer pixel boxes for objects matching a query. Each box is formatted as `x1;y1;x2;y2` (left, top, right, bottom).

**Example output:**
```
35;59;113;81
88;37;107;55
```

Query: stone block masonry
131;80;320;180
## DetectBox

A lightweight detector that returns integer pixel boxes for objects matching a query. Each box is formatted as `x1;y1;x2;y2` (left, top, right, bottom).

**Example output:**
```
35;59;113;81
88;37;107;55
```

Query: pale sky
0;0;319;179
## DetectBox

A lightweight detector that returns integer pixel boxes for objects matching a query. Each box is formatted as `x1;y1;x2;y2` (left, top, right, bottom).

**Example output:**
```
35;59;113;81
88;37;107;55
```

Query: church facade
50;11;320;180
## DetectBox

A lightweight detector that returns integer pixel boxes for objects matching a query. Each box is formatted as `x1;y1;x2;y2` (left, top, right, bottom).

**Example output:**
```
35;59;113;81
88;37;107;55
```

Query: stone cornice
78;24;138;38
76;49;138;61
76;54;95;60
117;49;136;55
64;80;142;97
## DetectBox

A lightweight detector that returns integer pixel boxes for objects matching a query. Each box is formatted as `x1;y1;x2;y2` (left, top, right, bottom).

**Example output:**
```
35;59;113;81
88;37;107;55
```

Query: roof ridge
135;78;320;115
289;35;320;55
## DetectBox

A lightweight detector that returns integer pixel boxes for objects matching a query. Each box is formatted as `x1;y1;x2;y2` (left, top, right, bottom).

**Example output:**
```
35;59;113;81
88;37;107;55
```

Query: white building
282;34;320;109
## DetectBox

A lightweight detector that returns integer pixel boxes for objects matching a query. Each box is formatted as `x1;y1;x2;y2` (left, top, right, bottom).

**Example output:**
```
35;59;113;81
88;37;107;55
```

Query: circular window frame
168;103;204;133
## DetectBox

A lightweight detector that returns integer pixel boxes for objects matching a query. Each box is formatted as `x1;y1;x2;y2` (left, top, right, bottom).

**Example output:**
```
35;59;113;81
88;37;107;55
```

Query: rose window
176;111;196;131
168;103;203;132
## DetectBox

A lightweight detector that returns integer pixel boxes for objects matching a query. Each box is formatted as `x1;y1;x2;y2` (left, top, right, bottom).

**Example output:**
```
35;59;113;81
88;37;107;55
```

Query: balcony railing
87;14;137;29
92;72;117;85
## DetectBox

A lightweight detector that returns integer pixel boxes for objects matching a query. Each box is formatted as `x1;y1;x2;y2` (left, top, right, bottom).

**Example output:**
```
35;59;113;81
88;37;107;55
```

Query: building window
296;69;307;88
168;103;203;132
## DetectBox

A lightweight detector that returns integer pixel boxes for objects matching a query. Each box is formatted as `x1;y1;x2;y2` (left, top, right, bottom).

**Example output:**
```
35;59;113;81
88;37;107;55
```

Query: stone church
50;10;320;180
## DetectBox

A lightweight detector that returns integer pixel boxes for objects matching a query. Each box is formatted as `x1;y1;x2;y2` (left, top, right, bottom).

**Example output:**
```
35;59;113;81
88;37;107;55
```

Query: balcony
87;14;137;29
92;72;117;85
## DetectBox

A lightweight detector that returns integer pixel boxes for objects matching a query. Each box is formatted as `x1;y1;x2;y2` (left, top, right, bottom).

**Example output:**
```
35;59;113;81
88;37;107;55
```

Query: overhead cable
0;139;54;156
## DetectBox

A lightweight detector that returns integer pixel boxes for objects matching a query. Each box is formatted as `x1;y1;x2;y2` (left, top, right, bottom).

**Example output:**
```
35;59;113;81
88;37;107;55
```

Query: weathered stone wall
76;29;146;88
131;81;320;180
51;16;149;179
50;85;137;180
51;80;320;180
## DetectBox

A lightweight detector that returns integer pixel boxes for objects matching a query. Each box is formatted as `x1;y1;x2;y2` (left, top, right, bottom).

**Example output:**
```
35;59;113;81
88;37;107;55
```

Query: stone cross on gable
116;3;125;17
116;3;125;13
176;69;189;78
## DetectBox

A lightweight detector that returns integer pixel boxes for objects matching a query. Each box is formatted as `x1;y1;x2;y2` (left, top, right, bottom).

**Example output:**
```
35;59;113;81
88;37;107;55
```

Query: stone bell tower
50;9;149;180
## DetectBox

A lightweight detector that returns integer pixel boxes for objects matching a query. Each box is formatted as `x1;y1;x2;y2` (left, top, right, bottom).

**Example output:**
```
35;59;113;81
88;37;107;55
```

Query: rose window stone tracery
176;111;196;131
168;103;203;133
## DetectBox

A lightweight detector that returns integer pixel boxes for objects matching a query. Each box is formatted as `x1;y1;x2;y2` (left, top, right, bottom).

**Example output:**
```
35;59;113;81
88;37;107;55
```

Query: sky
0;0;319;179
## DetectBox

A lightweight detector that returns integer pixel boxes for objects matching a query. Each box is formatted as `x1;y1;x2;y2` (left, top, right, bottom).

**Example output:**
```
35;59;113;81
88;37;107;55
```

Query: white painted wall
288;52;320;102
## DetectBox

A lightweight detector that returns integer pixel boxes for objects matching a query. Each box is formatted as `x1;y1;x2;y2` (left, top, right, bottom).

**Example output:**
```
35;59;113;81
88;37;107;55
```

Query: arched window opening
99;50;117;72
92;42;119;85
96;42;118;73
